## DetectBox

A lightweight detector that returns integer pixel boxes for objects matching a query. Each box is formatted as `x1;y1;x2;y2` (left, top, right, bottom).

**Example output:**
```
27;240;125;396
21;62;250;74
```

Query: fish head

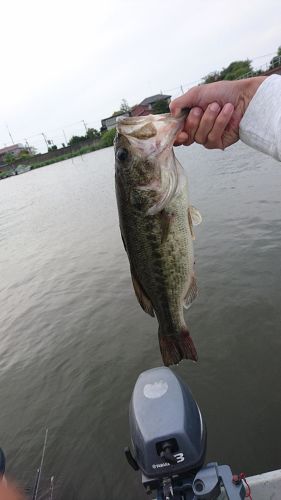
115;111;187;214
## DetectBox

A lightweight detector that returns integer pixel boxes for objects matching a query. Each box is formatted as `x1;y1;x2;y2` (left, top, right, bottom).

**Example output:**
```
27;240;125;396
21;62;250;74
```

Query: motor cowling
129;367;206;479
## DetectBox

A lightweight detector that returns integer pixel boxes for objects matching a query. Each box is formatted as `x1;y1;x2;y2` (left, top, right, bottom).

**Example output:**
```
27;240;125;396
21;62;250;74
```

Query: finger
205;103;235;149
181;107;204;146
194;102;221;145
174;131;189;146
170;87;202;116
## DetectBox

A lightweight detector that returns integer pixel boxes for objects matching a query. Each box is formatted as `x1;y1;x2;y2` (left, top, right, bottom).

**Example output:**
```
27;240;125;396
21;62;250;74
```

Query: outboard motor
125;367;246;499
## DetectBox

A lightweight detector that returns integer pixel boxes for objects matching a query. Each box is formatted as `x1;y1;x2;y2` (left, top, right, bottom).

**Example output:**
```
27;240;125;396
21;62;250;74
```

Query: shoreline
0;128;116;180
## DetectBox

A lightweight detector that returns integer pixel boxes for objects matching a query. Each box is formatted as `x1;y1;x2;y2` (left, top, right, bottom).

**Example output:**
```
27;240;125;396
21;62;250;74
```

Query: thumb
170;87;202;116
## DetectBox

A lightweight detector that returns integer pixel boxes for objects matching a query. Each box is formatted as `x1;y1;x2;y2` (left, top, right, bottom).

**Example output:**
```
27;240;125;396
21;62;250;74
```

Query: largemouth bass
114;112;202;366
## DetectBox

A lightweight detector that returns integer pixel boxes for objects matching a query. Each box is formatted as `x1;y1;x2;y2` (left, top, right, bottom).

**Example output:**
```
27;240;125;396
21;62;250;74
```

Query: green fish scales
115;113;201;366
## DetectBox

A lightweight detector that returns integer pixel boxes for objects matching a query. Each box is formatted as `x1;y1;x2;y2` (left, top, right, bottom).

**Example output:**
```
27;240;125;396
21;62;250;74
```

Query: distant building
130;104;149;117
101;94;172;130
139;94;171;108
101;112;130;131
0;144;26;166
131;94;171;117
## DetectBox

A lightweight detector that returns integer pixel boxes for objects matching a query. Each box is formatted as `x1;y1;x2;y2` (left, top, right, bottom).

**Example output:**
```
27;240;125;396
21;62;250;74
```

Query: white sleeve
239;74;281;161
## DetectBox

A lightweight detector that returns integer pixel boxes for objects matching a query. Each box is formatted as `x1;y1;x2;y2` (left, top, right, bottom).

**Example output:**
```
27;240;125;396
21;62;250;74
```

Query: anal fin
183;275;198;310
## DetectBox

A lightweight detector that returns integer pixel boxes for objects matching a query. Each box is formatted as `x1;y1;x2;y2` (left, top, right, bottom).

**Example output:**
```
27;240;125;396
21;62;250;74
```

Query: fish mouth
116;111;188;135
116;111;189;215
116;111;188;157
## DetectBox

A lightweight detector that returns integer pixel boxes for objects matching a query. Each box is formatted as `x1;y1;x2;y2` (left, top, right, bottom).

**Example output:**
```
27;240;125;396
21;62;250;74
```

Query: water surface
1;143;281;498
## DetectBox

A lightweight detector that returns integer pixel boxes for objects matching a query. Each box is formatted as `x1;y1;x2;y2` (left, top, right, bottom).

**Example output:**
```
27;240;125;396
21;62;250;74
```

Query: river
1;143;281;499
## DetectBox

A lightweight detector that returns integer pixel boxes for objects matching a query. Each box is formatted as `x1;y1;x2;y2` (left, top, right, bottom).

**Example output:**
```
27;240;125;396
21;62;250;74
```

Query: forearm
239;75;281;161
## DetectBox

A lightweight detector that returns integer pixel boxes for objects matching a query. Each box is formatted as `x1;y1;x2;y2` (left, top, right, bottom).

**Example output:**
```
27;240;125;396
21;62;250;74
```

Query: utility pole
82;120;88;134
63;129;74;164
24;138;31;152
5;123;15;144
180;85;184;95
41;132;49;150
62;130;68;147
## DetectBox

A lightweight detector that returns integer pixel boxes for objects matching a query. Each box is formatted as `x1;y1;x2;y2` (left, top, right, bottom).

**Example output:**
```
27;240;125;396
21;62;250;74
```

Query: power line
0;49;279;151
5;123;15;144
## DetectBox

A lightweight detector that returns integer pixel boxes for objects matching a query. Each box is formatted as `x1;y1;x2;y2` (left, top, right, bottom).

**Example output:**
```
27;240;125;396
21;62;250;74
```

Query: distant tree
18;148;35;159
29;147;37;156
100;128;116;148
68;135;86;146
120;98;130;112
220;60;253;80
112;99;131;116
202;60;253;83
152;99;170;114
202;71;221;84
48;145;58;152
253;69;263;76
3;152;15;165
86;128;100;140
269;46;281;69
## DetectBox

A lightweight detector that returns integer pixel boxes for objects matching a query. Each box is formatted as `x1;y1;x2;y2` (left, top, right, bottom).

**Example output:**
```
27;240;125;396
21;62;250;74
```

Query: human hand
0;481;25;500
170;76;266;150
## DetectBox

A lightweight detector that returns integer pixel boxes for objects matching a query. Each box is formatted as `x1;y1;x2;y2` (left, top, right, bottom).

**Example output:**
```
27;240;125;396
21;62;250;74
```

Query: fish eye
116;147;128;161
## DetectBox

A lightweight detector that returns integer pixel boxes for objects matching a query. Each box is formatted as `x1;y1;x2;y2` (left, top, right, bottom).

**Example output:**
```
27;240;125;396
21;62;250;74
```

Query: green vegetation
269;46;281;69
18;148;36;158
3;152;15;165
112;99;131;116
120;98;130;112
0;170;14;179
203;44;281;84
152;99;170;114
68;127;100;146
26;128;116;171
0;128;117;180
203;60;253;83
99;128;116;148
3;44;281;181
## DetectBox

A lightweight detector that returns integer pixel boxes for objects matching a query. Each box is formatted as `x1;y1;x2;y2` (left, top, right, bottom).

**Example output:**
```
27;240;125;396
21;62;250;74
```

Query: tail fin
159;327;198;366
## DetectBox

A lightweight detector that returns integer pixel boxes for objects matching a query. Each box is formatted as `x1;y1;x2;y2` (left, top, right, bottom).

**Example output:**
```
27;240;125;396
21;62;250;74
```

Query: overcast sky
1;0;280;152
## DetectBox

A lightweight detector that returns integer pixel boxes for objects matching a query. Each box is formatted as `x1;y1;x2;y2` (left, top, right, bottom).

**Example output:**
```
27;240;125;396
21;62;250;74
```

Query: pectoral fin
183;275;198;310
131;268;155;317
188;206;202;240
189;206;202;225
188;209;195;240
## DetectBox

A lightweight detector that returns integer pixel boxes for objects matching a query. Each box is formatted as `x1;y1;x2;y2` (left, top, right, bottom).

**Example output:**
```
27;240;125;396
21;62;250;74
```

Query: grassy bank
30;128;116;170
0;128;116;179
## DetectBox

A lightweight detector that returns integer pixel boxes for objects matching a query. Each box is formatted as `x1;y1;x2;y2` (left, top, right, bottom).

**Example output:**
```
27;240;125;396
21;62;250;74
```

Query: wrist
241;76;267;111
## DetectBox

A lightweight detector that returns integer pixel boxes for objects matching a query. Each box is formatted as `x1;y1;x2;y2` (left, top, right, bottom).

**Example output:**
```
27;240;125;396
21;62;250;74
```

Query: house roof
101;111;130;123
0;144;24;155
139;94;171;106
